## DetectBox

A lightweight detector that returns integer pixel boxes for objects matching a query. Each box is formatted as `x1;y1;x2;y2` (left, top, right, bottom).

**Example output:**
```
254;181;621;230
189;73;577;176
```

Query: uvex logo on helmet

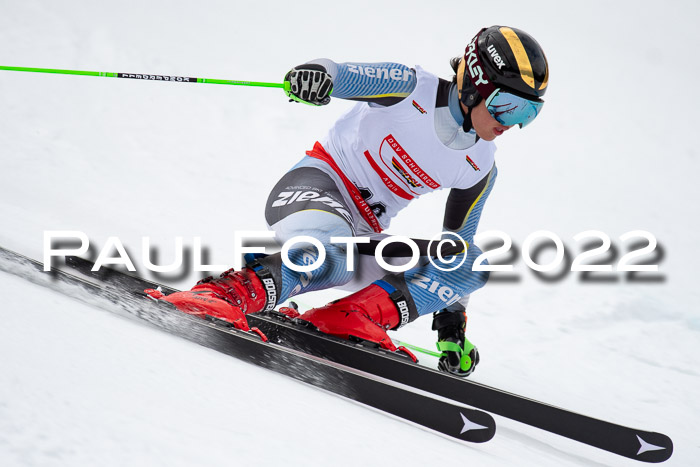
487;44;506;70
465;35;489;87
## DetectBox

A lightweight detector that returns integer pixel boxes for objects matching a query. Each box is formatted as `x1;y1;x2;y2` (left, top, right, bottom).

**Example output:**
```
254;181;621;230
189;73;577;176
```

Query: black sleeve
442;167;497;245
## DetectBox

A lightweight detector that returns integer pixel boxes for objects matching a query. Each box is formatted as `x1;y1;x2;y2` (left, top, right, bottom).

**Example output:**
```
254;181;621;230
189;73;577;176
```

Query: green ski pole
396;341;443;358
0;65;290;91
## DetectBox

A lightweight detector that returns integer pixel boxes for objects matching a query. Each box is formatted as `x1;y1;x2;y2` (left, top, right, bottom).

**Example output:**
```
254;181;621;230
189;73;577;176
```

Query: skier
153;25;549;377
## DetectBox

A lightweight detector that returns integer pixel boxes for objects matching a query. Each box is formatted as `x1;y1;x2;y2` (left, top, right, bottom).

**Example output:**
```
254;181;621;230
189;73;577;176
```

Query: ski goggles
485;89;544;128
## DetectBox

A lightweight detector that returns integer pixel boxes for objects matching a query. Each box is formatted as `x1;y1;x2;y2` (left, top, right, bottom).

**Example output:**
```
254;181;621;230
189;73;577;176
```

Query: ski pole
396;341;443;358
0;65;289;91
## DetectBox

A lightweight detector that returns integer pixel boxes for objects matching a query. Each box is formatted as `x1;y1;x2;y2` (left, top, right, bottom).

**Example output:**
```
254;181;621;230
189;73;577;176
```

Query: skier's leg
253;165;358;303
152;165;359;328
400;244;489;316
254;209;355;303
399;245;487;375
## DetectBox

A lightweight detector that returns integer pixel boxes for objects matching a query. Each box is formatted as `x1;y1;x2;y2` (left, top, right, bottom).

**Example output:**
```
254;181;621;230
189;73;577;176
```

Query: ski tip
455;410;496;443
633;431;673;463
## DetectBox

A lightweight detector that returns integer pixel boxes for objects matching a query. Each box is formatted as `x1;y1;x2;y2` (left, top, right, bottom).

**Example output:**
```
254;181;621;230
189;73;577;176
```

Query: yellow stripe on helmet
456;57;466;97
499;27;535;89
539;65;548;91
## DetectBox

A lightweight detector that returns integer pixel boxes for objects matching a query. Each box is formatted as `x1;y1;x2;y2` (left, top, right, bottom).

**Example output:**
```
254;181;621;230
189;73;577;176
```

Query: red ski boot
299;283;411;352
146;267;271;331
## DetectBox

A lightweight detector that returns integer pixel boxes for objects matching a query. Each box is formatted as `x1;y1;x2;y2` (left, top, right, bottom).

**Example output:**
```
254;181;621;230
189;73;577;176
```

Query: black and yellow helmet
457;26;549;109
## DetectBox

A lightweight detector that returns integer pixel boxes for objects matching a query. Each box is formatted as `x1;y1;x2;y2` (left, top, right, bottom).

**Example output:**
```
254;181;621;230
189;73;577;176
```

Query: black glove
432;305;479;377
284;64;333;106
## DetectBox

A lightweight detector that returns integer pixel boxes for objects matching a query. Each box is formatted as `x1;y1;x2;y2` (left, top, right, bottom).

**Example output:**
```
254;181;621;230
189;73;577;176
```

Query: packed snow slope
1;1;699;466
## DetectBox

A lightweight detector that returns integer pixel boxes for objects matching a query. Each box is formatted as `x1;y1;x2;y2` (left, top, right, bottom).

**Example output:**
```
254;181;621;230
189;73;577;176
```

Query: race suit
255;59;496;321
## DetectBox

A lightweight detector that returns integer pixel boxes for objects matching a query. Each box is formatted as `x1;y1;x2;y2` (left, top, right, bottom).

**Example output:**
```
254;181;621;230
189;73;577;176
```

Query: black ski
0;246;495;444
60;253;674;464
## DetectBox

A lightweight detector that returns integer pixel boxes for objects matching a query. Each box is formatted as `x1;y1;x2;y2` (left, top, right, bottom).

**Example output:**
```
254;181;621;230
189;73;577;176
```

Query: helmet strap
456;59;478;132
460;102;474;133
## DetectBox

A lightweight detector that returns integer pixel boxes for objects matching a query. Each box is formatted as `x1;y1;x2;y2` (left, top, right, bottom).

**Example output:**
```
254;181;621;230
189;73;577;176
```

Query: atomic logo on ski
636;435;666;456
459;412;489;434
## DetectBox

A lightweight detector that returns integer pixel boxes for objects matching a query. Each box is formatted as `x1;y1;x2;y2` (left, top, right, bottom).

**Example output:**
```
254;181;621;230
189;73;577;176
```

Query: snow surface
1;1;699;465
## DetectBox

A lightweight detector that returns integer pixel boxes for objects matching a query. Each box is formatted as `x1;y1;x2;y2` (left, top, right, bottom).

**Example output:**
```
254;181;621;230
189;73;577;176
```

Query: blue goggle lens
485;90;544;128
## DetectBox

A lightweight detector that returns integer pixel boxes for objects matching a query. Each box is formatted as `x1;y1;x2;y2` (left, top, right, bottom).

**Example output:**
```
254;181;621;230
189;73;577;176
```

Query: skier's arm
285;58;416;107
442;166;498;247
435;166;497;317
